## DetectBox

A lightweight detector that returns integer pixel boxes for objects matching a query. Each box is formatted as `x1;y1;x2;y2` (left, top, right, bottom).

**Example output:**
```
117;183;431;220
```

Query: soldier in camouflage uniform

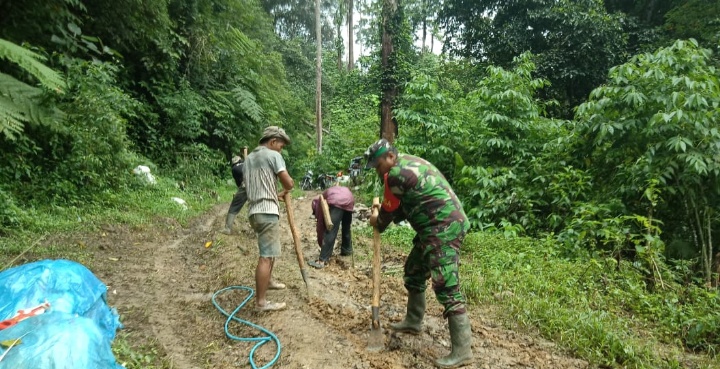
366;139;473;369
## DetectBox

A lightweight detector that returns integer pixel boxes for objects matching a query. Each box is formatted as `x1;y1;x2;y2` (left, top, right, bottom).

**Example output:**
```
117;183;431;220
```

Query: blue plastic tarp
0;259;123;369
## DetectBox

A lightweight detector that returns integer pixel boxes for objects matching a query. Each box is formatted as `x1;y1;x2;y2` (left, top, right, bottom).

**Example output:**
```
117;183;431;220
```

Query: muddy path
90;191;590;369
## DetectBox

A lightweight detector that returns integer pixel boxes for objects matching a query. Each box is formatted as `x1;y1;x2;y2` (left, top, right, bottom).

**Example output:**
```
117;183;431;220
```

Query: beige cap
260;126;291;145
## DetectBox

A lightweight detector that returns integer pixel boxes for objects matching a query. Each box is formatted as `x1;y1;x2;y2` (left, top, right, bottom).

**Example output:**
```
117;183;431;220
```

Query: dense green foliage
439;0;629;116
0;0;316;229
575;39;720;282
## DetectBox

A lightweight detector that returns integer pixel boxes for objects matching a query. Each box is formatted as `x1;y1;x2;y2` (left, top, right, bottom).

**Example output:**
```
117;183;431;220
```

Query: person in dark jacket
308;185;355;269
220;156;247;235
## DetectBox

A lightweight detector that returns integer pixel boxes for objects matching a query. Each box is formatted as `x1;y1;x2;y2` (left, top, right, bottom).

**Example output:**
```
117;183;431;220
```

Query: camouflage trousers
403;226;468;318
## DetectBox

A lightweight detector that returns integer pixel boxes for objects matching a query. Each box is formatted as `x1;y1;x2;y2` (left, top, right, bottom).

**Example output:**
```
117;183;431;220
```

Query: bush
0;187;26;232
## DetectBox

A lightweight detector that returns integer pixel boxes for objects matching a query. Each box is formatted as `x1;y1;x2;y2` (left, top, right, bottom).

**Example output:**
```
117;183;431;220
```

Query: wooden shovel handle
319;194;334;231
371;197;381;307
284;193;306;270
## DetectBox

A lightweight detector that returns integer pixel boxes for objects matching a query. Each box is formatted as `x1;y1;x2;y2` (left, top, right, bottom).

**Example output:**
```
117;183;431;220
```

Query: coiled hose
211;286;281;369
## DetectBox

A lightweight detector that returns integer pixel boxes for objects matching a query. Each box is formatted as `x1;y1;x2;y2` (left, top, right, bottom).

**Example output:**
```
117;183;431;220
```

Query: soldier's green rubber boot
389;291;425;334
435;313;474;368
220;213;237;235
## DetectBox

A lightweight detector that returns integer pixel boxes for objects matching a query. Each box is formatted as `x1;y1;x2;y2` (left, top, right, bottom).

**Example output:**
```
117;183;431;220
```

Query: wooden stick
2;235;47;271
371;197;381;309
319;194;334;231
284;193;310;290
242;146;248;159
368;196;384;351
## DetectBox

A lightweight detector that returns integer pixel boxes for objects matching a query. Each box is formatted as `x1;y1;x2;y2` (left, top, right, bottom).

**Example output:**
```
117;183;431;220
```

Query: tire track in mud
147;213;217;369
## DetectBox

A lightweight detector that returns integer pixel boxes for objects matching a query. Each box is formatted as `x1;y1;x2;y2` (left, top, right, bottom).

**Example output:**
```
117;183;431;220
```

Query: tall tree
405;0;441;52
379;0;412;141
439;0;627;117
316;0;323;152
335;0;345;70
665;0;720;48
347;0;355;69
604;0;681;27
380;0;397;141
356;0;382;58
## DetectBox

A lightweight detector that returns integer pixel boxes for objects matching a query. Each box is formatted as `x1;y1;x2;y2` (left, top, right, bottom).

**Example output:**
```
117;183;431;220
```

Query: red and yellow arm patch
382;173;401;212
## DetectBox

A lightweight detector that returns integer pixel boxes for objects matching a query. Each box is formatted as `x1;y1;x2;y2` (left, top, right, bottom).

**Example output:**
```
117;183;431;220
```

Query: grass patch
0;175;235;269
112;332;171;369
373;228;720;369
461;233;719;369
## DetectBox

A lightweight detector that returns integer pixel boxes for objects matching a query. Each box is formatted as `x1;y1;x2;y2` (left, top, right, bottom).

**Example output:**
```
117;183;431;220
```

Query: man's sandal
308;260;326;269
255;301;286;312
268;281;286;290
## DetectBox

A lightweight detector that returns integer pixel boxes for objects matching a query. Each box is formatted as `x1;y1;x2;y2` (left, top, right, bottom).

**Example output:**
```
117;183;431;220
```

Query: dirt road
90;192;589;369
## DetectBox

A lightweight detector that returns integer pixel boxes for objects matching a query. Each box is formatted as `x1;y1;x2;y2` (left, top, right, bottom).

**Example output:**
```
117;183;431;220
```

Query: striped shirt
244;146;287;216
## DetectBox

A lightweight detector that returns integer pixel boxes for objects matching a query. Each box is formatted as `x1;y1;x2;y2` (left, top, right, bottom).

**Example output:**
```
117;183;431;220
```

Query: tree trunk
336;15;343;71
690;195;713;286
315;0;323;153
380;0;399;143
704;208;713;286
348;0;354;70
645;0;658;24
421;0;427;52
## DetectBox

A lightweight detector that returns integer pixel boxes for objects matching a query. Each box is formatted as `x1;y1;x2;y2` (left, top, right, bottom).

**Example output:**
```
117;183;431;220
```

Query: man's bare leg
256;257;272;307
267;258;286;289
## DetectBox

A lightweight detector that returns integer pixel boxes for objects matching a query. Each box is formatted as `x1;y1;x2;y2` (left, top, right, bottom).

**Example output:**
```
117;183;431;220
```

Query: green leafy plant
112;332;170;369
0;187;26;233
575;39;720;284
0;38;65;140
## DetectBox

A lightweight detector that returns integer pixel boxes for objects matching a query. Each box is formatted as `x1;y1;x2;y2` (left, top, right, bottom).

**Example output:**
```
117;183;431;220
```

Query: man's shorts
249;213;281;257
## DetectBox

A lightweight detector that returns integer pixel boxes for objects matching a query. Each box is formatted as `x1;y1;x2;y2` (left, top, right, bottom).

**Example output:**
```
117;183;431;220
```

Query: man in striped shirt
244;126;294;312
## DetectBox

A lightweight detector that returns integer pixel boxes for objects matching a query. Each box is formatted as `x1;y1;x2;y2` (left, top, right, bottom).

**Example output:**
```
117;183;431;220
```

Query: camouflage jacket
376;154;469;242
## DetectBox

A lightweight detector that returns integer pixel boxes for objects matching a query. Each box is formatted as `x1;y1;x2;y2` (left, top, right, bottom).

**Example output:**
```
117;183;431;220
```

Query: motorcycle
348;156;363;186
316;172;337;190
301;170;314;190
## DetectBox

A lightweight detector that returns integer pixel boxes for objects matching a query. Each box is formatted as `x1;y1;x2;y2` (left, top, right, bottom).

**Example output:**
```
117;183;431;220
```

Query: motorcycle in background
301;170;314;190
316;172;337;190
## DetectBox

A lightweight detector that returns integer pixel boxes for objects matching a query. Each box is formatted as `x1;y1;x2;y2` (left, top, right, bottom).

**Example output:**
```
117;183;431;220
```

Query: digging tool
284;192;310;291
319;194;334;230
367;197;384;351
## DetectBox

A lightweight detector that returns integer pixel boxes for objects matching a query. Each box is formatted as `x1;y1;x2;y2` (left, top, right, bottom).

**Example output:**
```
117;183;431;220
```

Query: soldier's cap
364;138;392;169
231;156;242;165
260;126;291;145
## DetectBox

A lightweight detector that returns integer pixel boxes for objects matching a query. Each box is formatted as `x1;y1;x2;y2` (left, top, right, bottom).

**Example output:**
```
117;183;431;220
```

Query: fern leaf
0;72;65;138
0;38;66;93
228;28;254;56
0;72;43;100
0;95;25;140
232;86;264;123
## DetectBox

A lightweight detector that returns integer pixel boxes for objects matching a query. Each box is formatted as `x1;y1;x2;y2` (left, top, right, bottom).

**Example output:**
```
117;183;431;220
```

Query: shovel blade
367;329;383;351
367;307;384;352
300;268;311;297
300;268;309;285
